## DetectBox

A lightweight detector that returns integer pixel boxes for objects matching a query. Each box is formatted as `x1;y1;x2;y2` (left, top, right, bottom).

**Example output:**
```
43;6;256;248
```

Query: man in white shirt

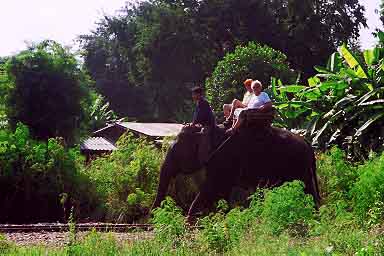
228;80;272;132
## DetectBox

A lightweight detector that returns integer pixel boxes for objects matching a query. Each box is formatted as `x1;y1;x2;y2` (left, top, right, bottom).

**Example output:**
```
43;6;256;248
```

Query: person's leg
232;117;242;129
232;109;246;130
227;99;242;120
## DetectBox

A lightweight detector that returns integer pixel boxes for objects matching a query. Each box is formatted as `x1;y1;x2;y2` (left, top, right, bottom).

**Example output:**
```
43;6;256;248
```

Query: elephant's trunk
151;144;179;210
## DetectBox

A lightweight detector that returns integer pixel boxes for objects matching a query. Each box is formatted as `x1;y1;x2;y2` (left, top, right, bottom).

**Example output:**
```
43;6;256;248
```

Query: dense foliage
1;1;384;254
0;122;164;223
79;0;366;121
3;41;89;143
206;41;295;112
84;133;163;222
0;124;98;223
272;43;384;160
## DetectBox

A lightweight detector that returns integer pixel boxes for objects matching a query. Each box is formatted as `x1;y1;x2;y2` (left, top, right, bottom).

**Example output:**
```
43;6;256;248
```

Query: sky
0;0;382;57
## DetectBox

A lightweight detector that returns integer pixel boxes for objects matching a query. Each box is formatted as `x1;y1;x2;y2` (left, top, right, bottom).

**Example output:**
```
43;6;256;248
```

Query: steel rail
0;223;153;233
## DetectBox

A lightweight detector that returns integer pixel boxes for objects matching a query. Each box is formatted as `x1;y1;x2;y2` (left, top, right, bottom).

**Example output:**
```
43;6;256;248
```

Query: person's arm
258;101;273;112
257;92;272;112
192;100;210;126
238;102;248;108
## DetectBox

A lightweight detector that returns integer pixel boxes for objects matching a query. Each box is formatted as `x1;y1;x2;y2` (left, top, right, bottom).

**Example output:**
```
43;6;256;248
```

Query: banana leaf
355;112;384;137
278;85;306;93
305;114;321;137
359;99;384;106
364;48;380;66
299;87;322;100
312;110;344;146
334;94;357;108
338;44;368;79
314;65;331;74
319;81;348;91
328;129;341;145
307;76;320;87
356;87;384;105
327;52;342;73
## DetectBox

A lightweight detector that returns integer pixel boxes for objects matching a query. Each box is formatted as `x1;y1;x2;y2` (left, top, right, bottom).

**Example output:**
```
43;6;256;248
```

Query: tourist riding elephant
187;124;321;218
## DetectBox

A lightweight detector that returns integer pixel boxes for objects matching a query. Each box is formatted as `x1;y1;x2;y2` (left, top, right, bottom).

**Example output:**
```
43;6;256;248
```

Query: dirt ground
3;231;154;247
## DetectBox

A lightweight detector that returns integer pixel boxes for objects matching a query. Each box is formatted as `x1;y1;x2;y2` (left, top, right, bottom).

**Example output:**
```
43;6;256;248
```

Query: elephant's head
173;126;213;172
151;125;214;210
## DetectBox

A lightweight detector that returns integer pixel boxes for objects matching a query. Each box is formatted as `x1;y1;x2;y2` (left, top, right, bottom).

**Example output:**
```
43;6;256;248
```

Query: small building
80;122;183;161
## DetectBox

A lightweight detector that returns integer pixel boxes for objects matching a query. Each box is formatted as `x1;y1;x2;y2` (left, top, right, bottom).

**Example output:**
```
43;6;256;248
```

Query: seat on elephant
238;107;276;129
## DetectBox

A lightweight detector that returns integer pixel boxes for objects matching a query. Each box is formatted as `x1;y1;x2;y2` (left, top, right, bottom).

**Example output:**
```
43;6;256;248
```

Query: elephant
186;125;320;218
151;111;320;217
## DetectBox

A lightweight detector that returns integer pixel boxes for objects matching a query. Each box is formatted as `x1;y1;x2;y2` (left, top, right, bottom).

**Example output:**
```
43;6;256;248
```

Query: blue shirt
192;98;215;127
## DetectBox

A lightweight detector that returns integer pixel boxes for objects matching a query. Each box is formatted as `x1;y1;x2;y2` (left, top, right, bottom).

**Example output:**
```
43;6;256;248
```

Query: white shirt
247;92;271;109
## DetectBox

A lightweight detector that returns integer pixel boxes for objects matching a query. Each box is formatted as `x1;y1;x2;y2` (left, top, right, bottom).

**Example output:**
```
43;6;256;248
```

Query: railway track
0;223;153;233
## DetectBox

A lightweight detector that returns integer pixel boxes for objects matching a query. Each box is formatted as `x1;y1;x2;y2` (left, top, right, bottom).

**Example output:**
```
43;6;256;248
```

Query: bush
351;153;384;226
86;133;163;222
261;181;315;236
0;123;98;223
317;147;358;203
205;41;295;112
151;197;186;245
199;194;263;253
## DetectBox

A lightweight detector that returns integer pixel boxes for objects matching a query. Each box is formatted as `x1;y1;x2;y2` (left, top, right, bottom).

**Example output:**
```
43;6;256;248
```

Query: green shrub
0;123;98;223
317;147;358;203
261;181;315;236
199;195;263;253
351;153;384;226
86;133;163;222
205;41;295;112
151;197;186;245
199;202;230;252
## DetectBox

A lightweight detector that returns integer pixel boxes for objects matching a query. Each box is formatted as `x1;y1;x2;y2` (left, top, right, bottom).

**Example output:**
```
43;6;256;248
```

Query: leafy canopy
4;41;88;143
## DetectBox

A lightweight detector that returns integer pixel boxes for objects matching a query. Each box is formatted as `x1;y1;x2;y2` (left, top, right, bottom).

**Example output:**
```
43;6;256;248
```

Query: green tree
80;0;366;121
206;42;295;112
4;41;88;143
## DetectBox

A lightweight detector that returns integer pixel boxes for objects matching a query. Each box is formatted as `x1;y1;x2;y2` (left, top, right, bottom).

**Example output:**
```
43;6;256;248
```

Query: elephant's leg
187;178;233;220
151;147;179;210
305;153;321;208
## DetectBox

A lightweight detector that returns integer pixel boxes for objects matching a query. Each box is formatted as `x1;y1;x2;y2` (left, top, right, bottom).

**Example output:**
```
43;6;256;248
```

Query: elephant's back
206;126;314;183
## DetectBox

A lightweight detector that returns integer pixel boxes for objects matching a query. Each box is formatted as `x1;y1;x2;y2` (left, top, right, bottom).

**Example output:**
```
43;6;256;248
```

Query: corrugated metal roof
117;122;183;137
80;137;117;151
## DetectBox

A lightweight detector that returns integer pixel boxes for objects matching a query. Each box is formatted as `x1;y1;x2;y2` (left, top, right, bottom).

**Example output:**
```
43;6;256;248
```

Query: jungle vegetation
0;0;383;254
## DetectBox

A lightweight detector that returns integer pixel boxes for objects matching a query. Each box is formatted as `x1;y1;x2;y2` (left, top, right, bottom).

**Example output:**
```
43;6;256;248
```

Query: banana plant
272;43;384;160
88;94;118;130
